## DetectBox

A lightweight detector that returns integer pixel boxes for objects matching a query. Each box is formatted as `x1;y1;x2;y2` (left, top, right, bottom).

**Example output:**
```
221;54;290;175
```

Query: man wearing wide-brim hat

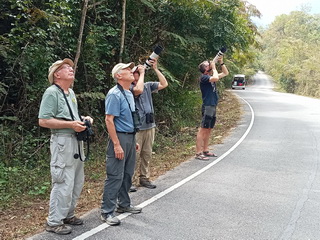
38;58;93;235
100;62;143;226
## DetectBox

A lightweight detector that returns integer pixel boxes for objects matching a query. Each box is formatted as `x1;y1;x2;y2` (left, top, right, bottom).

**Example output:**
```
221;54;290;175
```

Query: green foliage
0;0;260;207
28;182;51;196
260;10;320;97
0;121;49;167
0;162;50;208
154;88;202;132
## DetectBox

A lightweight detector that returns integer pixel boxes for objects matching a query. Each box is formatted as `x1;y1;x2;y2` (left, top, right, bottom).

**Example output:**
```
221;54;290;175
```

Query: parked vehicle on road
232;74;246;90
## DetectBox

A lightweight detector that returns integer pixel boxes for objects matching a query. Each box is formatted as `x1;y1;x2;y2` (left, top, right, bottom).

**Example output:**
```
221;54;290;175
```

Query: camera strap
117;83;139;132
117;83;134;110
54;84;76;120
54;84;90;162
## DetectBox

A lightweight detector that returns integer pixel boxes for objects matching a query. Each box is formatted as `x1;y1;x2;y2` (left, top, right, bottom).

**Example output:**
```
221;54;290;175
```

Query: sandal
203;151;217;157
195;153;209;161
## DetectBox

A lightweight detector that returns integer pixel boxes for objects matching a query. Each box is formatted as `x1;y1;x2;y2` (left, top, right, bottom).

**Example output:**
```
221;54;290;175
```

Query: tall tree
119;0;126;62
74;0;89;74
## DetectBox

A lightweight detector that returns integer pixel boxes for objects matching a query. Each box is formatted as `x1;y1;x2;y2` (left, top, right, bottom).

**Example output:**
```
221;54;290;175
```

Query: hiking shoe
140;180;156;189
63;216;84;225
101;213;120;226
116;205;142;214
129;186;137;192
45;223;72;235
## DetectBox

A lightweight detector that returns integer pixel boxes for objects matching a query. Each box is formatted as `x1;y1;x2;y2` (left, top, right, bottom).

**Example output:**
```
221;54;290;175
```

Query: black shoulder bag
54;84;93;161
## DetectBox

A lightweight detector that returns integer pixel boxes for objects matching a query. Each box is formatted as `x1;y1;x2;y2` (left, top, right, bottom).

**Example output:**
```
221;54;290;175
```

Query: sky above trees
248;0;320;26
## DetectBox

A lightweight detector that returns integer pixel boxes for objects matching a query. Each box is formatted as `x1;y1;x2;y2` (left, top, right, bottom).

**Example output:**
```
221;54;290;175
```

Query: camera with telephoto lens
212;47;227;63
145;113;154;124
76;119;94;142
144;45;164;70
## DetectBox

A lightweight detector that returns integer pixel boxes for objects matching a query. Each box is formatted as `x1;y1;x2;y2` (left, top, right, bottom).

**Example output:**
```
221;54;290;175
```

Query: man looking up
130;58;168;189
100;62;144;226
195;56;229;160
39;58;93;235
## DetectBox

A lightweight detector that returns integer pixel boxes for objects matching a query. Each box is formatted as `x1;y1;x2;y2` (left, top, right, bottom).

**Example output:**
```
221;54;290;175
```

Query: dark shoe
129;186;137;192
203;151;217;157
63;216;83;225
101;213;120;226
116;205;142;214
45;223;72;235
140;180;156;189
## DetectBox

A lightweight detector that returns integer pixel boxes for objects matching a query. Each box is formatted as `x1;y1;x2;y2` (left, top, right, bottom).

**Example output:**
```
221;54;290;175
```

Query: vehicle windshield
234;77;245;83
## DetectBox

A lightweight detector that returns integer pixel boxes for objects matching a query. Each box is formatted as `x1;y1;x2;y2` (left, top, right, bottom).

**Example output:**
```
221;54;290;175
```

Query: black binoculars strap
54;84;89;162
117;83;134;111
54;84;76;121
117;83;139;132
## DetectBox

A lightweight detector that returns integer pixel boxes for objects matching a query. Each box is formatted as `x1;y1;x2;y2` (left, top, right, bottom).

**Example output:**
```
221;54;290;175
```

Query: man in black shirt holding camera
195;56;228;160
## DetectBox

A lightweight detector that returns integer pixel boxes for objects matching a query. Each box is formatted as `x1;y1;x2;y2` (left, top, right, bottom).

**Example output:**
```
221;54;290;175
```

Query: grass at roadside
0;91;242;240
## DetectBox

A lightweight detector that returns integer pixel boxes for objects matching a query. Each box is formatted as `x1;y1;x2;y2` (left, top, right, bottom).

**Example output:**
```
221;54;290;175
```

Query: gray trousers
47;134;84;226
101;133;136;214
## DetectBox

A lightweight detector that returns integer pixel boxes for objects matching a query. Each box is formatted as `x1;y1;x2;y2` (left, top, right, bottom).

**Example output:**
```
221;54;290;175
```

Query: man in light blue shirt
101;62;144;226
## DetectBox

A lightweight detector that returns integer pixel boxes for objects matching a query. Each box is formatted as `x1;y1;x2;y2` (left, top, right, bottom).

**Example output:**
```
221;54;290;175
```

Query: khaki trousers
47;134;84;226
135;127;155;181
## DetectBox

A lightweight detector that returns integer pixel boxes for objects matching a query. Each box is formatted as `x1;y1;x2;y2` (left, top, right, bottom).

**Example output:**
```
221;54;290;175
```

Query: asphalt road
29;73;320;240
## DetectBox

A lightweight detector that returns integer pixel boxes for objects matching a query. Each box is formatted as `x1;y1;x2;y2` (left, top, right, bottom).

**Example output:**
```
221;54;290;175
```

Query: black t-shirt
199;74;219;106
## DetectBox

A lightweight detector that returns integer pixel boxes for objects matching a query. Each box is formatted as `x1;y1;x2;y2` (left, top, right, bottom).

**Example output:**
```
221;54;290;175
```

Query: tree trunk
119;0;126;62
74;0;89;74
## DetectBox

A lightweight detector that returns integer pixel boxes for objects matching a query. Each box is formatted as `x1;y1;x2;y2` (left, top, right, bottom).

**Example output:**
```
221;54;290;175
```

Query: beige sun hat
48;58;74;84
131;66;139;73
111;62;135;79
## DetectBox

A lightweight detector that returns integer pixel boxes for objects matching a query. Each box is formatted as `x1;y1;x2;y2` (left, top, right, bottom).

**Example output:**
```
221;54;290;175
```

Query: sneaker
129;186;137;192
101;213;120;226
116;205;142;214
140;180;156;189
63;216;84;225
45;223;72;235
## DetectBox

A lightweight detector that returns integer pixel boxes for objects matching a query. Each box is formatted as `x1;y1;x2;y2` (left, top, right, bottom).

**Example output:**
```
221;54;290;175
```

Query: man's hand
218;56;224;64
151;58;158;70
72;120;87;132
136;143;140;152
137;64;146;75
114;143;124;160
217;56;229;78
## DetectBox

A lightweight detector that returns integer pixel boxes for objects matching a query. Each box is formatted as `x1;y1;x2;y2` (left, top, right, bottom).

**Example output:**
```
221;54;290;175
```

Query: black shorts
201;105;217;129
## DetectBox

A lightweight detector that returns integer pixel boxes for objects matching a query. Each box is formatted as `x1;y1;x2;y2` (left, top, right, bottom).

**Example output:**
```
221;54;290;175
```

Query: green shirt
38;85;81;134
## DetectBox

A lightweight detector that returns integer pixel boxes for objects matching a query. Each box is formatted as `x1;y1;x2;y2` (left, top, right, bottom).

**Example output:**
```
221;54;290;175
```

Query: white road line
73;96;254;240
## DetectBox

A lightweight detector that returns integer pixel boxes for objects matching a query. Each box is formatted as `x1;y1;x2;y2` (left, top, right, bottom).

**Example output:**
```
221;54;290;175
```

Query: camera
145;113;154;124
76;119;94;142
132;110;141;132
212;47;227;63
144;45;164;70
